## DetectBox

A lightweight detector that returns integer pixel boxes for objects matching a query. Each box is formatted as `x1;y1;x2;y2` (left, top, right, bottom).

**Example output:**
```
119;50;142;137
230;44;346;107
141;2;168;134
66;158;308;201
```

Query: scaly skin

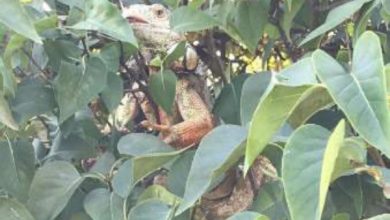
121;4;215;149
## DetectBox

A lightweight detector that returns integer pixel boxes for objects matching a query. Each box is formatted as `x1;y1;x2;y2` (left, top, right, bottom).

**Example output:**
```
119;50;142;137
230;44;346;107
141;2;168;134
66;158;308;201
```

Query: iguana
119;3;215;149
119;3;277;219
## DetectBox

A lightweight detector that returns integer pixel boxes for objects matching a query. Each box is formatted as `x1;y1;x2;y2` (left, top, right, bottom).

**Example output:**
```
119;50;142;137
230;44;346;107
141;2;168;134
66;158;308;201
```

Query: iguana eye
152;4;167;19
156;9;165;18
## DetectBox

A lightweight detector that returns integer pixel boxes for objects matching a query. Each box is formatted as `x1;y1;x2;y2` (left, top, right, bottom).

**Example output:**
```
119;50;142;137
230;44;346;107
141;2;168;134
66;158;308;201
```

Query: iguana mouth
126;16;148;24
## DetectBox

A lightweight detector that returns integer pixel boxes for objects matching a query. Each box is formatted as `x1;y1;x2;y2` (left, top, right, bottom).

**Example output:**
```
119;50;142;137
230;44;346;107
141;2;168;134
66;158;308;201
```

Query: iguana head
122;4;184;48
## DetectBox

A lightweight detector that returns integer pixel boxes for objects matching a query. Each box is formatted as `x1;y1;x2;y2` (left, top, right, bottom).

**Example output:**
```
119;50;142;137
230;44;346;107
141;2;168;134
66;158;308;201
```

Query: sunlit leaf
312;32;390;157
245;84;321;173
282;120;345;220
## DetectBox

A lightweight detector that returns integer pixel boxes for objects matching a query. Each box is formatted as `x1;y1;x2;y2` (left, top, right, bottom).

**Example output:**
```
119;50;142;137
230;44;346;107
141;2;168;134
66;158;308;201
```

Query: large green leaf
149;70;177;114
170;6;218;32
177;125;247;214
53;57;107;123
10;80;56;124
244;84;321;173
240;72;273;126
128;199;172;220
288;86;333;128
0;92;19;130
70;0;137;46
227;211;269;220
282;121;345;220
27;161;84;220
0;0;41;43
312;32;390;157
84;188;112;220
0;140;35;202
300;0;372;46
0;198;34;220
278;57;318;86
114;134;183;197
44;39;82;72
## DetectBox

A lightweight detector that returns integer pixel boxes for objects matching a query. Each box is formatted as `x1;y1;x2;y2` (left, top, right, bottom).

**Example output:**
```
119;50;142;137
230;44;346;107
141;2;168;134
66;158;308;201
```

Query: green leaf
251;181;290;220
240;72;273;125
0;57;16;97
114;134;183;197
354;1;380;42
163;41;186;67
332;138;367;181
299;0;372;46
0;198;34;220
278;57;318;86
27;161;84;220
54;57;108;123
118;133;174;156
70;0;137;46
84;188;112;220
0;140;35;202
282;121;345;220
312;32;390;157
101;73;123;112
0;92;19;130
112;160;134;198
132;149;184;184
149;70;177;114
329;176;364;220
10;80;56;124
44;39;82;72
227;211;269;220
128;199;172;220
167;150;195;197
177;125;248;214
138;185;181;207
0;0;41;43
170;6;218;32
281;0;305;41
288;86;333;128
244;84;320;173
213;74;249;125
229;0;268;53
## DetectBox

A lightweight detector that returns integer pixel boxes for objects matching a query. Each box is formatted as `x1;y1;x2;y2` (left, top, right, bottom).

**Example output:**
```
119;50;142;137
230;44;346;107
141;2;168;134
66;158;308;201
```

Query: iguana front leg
142;78;214;148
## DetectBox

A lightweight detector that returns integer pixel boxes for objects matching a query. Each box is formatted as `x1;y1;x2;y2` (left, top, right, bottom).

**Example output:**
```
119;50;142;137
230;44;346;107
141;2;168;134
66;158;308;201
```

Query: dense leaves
1;0;390;219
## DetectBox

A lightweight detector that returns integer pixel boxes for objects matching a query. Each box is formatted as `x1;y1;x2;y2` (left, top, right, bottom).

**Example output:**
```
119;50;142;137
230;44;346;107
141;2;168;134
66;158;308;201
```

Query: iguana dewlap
120;4;215;149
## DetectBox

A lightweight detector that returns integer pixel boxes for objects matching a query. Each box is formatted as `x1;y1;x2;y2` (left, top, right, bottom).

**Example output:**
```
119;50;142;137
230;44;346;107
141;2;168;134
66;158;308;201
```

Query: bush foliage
1;0;390;220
